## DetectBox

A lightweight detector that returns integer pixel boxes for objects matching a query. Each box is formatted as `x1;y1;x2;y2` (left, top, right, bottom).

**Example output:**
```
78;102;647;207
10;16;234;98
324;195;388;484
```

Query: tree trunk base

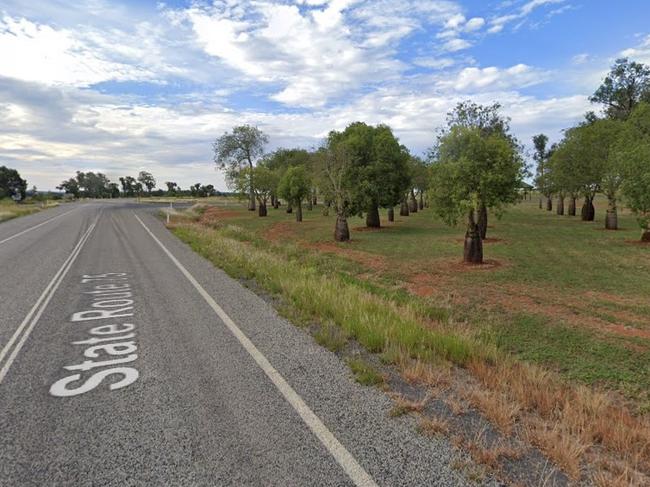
286;204;293;214
478;205;488;240
258;204;267;217
335;215;350;242
568;198;576;216
296;203;303;222
464;226;483;264
366;205;381;228
387;207;394;222
546;197;552;212
605;210;618;230
581;198;595;221
557;197;564;216
642;229;650;242
400;201;409;216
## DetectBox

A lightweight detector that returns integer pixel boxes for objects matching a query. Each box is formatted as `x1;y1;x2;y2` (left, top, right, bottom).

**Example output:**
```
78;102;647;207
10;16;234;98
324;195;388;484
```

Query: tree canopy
0;166;27;200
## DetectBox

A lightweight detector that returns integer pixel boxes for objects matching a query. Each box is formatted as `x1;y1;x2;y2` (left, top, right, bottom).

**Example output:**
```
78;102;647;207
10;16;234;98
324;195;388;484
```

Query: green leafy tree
532;134;554;211
75;171;111;198
234;165;279;216
313;143;354;241
431;102;523;240
330;122;410;228
119;176;137;197
108;183;120;199
213;125;268;211
57;178;80;198
137;171;156;195
429;124;524;264
278;166;310;222
264;148;310;211
616;102;650;240
0;166;27;200
165;181;178;195
590;58;650;120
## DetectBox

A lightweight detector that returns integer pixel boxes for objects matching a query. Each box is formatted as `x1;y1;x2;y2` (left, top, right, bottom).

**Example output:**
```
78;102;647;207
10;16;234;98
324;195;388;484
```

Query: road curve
0;201;465;486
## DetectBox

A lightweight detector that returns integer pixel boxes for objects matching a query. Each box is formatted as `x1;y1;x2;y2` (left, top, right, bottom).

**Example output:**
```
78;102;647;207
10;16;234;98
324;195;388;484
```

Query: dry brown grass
445;395;468;416
462;427;523;470
469;358;650;480
389;394;428;417
523;419;589;480
400;357;452;389
418;415;449;436
464;387;520;435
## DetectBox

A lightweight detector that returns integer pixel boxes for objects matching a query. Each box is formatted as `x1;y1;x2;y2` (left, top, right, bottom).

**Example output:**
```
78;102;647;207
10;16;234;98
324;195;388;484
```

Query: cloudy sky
1;0;649;191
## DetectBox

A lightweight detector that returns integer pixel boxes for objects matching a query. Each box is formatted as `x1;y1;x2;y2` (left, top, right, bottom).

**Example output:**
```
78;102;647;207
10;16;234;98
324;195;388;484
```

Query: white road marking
0;207;77;246
0;220;97;383
133;213;379;487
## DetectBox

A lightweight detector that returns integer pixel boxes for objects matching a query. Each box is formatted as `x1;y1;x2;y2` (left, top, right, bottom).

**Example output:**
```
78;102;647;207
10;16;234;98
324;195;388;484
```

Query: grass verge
169;218;650;484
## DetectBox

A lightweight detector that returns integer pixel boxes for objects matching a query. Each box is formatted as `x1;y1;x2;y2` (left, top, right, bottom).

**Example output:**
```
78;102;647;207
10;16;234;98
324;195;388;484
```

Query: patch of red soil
624;239;650;246
264;221;296;242
199;207;241;225
352;226;398;232
305;241;388;272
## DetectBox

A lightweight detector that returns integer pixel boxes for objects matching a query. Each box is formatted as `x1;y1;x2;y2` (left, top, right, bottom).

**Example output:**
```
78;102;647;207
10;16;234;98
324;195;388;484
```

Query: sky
1;0;650;191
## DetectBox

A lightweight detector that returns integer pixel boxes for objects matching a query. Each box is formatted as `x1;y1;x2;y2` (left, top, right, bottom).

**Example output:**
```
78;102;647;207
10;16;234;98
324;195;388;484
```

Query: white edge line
0;220;97;383
133;212;379;487
0;207;77;246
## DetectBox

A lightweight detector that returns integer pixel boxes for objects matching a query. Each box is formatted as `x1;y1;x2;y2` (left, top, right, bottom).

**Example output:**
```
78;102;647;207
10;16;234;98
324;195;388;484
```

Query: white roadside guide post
166;201;172;225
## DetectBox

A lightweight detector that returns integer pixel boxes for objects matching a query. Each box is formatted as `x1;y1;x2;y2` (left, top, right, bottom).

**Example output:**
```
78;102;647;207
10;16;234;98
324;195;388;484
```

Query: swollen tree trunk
477;203;488;240
605;194;618;230
400;198;410;216
258;202;267;217
556;196;564;216
322;201;330;216
335;213;350;242
409;190;418;213
312;194;317;206
366;203;381;228
418;192;424;210
581;196;595;221
286;203;293;214
464;210;483;264
546;196;553;211
387;207;394;222
270;194;276;208
642;225;650;242
307;198;313;211
296;200;303;222
568;197;576;216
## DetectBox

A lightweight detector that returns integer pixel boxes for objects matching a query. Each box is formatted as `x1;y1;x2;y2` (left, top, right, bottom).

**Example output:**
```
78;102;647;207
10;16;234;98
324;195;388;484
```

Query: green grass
169;195;650;410
346;357;385;386
314;321;349;352
0;199;59;223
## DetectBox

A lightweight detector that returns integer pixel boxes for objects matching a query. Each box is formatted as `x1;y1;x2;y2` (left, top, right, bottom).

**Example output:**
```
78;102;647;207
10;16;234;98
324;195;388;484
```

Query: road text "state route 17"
50;273;140;397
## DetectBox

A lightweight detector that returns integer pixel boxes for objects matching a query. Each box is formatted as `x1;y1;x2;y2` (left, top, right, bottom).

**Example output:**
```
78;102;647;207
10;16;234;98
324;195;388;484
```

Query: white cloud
571;53;590;65
437;63;547;91
488;0;566;34
442;38;472;52
621;35;650;65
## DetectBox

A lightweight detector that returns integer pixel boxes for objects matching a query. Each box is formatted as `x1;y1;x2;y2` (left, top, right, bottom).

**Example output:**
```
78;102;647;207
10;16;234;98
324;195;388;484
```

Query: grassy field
0;199;60;223
169;195;650;484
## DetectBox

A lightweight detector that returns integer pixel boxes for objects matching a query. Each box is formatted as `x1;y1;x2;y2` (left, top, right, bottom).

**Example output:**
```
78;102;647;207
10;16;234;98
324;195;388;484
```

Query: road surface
0;201;465;486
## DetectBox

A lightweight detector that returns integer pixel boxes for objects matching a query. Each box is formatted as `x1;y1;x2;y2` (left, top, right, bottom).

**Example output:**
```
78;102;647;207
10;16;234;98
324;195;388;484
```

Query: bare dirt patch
305;241;388;272
199;207;242;225
264;221;296;242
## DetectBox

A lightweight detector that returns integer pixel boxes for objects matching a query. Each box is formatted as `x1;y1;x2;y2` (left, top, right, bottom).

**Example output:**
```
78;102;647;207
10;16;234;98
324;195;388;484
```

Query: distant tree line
57;170;224;199
534;58;650;241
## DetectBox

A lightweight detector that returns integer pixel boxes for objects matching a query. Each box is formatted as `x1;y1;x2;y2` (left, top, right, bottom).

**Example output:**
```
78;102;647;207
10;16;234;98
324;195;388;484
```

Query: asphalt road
0;201;467;486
